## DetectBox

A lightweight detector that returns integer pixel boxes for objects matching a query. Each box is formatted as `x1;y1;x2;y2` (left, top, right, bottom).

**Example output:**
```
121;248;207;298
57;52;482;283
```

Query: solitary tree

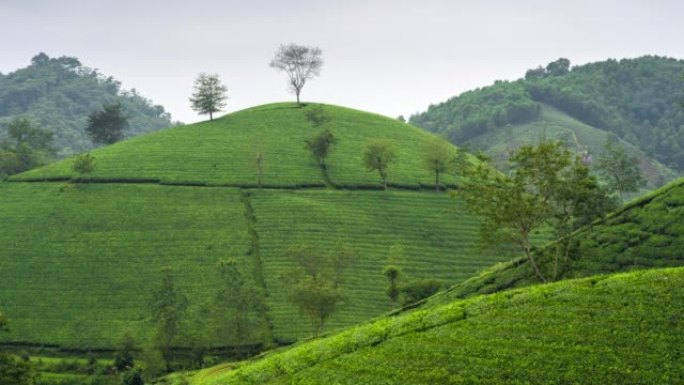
214;258;263;355
305;129;337;169
189;73;228;120
150;267;188;371
282;242;357;337
270;44;323;104
596;140;645;202
363;140;396;190
422;138;454;191
86;103;128;144
72;152;95;181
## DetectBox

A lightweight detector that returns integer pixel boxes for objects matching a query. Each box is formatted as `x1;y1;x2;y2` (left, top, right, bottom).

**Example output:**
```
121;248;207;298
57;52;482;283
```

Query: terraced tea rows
195;267;684;385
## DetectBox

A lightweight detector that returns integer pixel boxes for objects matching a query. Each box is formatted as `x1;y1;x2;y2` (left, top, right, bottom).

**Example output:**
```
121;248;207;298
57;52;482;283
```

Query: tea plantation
194;267;684;385
0;103;507;350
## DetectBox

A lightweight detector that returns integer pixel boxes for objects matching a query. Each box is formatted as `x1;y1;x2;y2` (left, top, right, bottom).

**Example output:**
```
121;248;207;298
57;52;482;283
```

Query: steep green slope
468;104;678;188
14;103;463;189
410;56;684;185
424;176;684;306
195;267;684;385
0;53;174;157
0;103;500;350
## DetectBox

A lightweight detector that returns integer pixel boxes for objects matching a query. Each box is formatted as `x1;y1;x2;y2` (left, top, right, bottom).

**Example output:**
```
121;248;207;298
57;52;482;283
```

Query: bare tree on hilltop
270;44;323;105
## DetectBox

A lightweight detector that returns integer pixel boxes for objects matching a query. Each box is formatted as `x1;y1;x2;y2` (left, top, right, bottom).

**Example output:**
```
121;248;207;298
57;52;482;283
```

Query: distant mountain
0;53;176;157
410;56;684;187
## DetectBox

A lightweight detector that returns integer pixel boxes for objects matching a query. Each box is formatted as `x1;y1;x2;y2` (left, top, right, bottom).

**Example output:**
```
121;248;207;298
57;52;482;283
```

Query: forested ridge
0;53;175;157
410;56;684;170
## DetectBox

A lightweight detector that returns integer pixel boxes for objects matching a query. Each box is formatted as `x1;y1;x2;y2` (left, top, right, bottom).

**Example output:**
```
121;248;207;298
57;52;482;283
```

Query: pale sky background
1;0;683;124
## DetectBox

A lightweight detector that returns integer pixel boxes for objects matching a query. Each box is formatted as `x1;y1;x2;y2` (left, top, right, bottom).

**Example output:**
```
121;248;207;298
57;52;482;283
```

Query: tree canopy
85;103;128;144
411;56;684;171
189;73;228;121
0;53;174;157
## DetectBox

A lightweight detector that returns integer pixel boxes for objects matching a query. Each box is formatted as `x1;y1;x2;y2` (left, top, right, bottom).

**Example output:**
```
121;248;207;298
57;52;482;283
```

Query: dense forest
0;53;176;158
410;56;684;171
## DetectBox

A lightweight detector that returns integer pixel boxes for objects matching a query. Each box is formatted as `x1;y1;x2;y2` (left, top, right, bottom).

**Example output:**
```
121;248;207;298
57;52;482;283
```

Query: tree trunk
296;89;301;105
209;111;213;121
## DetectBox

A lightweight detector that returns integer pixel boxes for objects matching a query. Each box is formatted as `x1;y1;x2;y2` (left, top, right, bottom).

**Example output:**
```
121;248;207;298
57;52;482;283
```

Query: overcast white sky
1;0;683;123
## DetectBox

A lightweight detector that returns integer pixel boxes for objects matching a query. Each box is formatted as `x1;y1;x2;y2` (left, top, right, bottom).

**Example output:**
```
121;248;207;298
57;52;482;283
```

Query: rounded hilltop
13;102;464;189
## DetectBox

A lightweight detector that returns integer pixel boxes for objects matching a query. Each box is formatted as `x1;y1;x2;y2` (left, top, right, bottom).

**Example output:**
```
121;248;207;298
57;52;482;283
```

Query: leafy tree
305;129;337;169
113;333;136;372
0;117;55;176
0;53;173;158
383;266;401;304
282;242;357;337
596;139;645;202
270;44;323;104
214;259;263;354
422;138;454;191
459;141;612;282
303;105;331;127
86;103;128;144
0;311;37;385
189;73;227;121
150;267;188;371
399;278;444;305
73;152;96;180
121;367;144;385
363;140;396;191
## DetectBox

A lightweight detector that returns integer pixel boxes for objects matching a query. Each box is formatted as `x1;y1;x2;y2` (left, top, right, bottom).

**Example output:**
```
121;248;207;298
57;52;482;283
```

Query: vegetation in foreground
194;267;684;385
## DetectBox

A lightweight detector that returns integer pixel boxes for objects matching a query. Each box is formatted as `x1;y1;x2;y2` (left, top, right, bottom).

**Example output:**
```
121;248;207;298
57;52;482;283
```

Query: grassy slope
0;103;503;349
195;267;684;385
13;103;464;189
468;104;679;190
0;182;251;347
423;176;684;307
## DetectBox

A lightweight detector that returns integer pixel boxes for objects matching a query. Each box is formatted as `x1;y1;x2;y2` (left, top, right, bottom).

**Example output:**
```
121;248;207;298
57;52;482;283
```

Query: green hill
193;266;684;385
0;103;509;351
0;53;175;158
410;56;684;187
422;176;684;307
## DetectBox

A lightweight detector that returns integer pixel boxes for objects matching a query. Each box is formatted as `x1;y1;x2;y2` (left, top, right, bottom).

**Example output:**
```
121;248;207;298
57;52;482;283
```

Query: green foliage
399;278;443;305
72;152;95;177
422;137;455;191
302;105;331;127
460;140;612;282
198;267;684;385
13;103;466;189
410;81;541;142
426;177;684;307
383;265;401;304
213;259;264;349
121;367;144;385
0;53;173;157
597;138;646;201
150;267;188;370
85;103;128;145
0;352;37;385
0;117;55;176
282;243;357;337
411;55;684;175
113;334;137;372
304;129;337;168
189;73;227;121
363;139;396;190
